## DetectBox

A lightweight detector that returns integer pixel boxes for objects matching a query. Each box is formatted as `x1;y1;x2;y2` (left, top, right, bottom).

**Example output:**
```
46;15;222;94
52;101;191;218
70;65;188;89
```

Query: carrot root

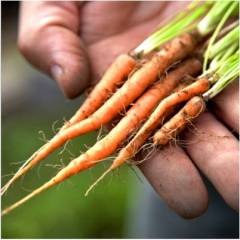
85;60;203;193
2;33;198;196
153;96;206;145
104;77;210;173
2;57;203;213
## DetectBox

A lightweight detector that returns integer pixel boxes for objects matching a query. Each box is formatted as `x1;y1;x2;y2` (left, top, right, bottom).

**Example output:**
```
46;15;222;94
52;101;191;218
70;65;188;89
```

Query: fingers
183;112;239;211
139;145;208;219
18;2;89;98
210;80;239;133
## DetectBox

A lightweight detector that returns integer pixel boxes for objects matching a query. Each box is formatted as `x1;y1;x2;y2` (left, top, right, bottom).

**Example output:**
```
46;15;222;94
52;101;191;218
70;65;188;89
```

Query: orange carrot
153;96;206;145
1;58;202;215
89;77;210;185
62;54;137;130
1;33;198;195
84;75;202;194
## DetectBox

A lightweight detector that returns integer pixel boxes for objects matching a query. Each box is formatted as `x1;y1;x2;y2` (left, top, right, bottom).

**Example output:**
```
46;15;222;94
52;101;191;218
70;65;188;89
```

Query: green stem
203;65;238;100
203;54;239;100
202;1;238;72
208;26;239;58
197;1;232;36
209;42;238;69
218;42;239;63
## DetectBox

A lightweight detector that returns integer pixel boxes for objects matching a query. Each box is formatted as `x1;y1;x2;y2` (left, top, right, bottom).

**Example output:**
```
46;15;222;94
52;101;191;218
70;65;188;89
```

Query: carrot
87;77;211;188
84;75;201;194
62;54;137;130
153;96;206;145
1;58;202;215
1;32;198;195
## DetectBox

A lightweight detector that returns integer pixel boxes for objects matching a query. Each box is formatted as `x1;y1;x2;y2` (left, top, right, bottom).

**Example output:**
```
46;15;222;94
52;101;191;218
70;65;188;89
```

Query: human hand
18;1;239;218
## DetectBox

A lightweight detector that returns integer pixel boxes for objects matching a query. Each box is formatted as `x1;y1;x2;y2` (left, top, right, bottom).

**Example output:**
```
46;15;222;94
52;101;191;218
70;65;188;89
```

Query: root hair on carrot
85;168;112;196
20;184;34;194
83;144;91;150
51;120;60;135
138;142;153;154
2;173;15;179
62;117;70;127
170;135;180;148
64;148;76;158
36;162;44;179
1;147;44;195
44;163;63;171
134;144;157;166
96;124;106;142
10;160;27;166
38;130;48;143
58;140;71;156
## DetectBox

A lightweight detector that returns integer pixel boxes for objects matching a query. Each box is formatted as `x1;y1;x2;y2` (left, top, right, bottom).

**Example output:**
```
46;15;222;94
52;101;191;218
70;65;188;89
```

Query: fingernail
50;64;67;95
51;64;63;81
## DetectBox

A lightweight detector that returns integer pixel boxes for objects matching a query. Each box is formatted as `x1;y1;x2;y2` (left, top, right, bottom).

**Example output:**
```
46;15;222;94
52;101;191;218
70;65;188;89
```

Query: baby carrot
153;96;206;145
99;77;210;174
85;75;203;194
1;58;202;214
1;32;198;195
62;54;137;130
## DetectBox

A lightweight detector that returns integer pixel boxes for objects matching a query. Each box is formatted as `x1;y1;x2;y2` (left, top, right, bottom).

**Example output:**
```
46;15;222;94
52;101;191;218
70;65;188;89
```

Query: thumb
18;2;89;99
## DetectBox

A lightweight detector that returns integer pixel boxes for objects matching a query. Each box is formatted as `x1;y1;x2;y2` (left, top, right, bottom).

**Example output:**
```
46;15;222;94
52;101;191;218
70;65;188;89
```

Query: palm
19;1;239;218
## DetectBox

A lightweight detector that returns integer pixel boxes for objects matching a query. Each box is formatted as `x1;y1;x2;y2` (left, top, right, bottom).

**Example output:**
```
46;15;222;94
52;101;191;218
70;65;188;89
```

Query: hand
18;2;239;218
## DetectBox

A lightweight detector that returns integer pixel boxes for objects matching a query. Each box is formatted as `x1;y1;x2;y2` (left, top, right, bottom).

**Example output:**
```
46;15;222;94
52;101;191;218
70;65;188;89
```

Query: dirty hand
18;2;239;218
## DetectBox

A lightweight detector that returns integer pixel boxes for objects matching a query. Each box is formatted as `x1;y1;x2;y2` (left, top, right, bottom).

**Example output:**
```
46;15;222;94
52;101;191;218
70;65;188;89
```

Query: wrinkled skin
18;2;239;218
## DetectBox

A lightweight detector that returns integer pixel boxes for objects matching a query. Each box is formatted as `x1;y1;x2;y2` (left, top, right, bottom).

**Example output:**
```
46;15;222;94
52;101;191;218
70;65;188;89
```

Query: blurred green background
1;2;141;238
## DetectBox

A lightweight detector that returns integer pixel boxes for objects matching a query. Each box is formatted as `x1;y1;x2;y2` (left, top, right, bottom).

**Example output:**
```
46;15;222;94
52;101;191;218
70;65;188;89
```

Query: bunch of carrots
2;0;239;215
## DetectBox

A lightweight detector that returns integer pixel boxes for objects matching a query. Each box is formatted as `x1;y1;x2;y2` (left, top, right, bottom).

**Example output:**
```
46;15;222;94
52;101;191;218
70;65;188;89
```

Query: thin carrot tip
85;168;112;197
